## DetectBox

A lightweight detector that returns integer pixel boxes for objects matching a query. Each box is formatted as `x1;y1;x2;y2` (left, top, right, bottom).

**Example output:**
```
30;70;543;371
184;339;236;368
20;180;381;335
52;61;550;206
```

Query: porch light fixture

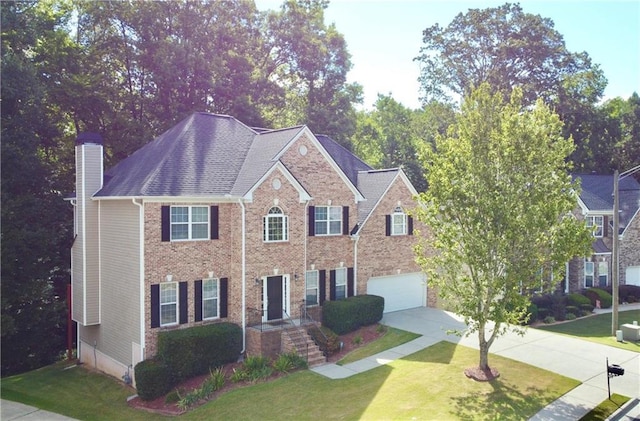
294;272;299;282
166;274;173;282
255;277;260;285
311;264;315;270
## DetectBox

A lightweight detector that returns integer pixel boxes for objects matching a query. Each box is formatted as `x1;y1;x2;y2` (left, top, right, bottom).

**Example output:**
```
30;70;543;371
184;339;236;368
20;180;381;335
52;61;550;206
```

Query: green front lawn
2;341;579;420
535;310;640;352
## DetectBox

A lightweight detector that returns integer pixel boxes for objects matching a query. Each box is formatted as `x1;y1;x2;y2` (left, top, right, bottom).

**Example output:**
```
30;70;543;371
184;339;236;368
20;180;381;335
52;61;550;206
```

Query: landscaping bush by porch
134;358;173;401
158;322;242;383
583;288;612;309
322;294;384;335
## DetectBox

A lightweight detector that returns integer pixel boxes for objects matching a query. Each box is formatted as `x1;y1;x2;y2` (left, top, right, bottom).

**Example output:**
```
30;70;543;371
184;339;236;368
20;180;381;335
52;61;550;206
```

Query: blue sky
257;1;640;110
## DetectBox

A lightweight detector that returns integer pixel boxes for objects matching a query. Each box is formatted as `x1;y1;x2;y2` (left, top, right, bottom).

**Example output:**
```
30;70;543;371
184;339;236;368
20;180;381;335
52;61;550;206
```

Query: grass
2;341;579;421
579;393;630;421
336;326;421;365
535;310;640;352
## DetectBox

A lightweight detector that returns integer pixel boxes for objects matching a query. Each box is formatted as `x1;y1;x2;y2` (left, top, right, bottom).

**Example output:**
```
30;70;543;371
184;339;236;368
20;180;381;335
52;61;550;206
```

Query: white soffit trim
93;195;244;203
244;161;312;203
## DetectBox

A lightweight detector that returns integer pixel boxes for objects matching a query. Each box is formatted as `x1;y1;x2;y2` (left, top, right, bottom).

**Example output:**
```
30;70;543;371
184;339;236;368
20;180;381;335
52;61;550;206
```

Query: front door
266;276;283;320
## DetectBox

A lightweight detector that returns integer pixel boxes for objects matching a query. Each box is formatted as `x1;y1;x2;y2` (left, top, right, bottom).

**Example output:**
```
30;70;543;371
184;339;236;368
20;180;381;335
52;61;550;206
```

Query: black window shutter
161;206;170;242
308;206;315;236
210;206;219;240
603;216;608;237
151;284;160;328
408;216;414;235
347;267;354;297
329;270;336;301
342;206;349;235
194;280;203;322
319;270;326;305
385;215;391;236
220;278;228;318
179;281;188;324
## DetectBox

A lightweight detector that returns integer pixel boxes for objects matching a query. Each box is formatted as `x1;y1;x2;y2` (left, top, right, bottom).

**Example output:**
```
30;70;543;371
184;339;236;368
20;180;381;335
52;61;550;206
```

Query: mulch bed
127;324;386;416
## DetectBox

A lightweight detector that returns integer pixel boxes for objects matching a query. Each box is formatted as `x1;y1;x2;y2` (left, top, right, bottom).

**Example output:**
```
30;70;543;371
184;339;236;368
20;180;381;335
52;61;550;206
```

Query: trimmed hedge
134;358;173;401
567;293;591;307
584;288;612;309
307;325;340;356
158;322;242;383
322;295;384;335
603;285;640;304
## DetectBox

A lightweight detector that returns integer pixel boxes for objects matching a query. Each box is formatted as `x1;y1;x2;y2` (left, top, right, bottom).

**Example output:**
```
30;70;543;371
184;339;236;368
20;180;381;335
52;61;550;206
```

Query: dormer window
586;215;604;237
264;206;288;242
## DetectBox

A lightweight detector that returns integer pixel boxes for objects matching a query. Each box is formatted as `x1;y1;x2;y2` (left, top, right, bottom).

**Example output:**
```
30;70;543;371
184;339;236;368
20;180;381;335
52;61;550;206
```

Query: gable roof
95;113;377;203
574;173;640;234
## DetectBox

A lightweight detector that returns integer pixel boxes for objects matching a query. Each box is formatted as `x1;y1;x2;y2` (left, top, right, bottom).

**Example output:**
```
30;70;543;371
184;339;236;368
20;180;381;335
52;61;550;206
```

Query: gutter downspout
352;234;360;296
132;198;145;356
238;199;247;353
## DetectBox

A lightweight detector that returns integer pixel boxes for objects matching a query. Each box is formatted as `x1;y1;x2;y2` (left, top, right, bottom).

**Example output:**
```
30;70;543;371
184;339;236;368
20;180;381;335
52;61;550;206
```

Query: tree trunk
478;321;490;370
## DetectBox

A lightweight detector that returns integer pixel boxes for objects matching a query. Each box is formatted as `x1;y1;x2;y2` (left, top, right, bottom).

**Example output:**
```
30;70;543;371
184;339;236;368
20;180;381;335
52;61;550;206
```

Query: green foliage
232;355;273;383
273;352;307;373
526;303;539;325
567;293;591;307
565;313;577;321
164;389;181;404
603;285;640;304
134;358;174;401
565;306;579;317
307;325;340;356
157;322;242;383
544;316;556;324
322;294;384;335
414;84;594;370
176;367;226;410
584;288;613;309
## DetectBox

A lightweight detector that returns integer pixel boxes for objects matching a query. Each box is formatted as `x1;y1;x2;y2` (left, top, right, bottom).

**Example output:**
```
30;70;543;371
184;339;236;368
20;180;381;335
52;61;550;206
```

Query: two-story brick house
565;174;640;292
70;113;430;382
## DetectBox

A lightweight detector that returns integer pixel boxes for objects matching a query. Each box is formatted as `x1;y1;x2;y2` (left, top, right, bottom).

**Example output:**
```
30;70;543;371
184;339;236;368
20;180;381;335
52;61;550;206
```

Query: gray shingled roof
574;173;640;233
316;134;373;186
356;169;400;227
97;113;257;197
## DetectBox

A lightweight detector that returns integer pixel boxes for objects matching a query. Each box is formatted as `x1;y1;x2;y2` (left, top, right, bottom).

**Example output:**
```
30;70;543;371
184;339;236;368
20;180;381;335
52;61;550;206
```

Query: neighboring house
69;113;430;382
565;174;640;293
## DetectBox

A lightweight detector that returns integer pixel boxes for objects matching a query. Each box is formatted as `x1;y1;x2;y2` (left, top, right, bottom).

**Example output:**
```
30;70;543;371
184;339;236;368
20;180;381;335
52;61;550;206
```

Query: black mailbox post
606;358;625;399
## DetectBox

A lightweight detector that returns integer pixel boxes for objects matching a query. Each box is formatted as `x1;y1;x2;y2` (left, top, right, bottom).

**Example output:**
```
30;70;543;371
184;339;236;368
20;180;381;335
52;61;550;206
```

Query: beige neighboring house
69;113;431;383
565;174;640;293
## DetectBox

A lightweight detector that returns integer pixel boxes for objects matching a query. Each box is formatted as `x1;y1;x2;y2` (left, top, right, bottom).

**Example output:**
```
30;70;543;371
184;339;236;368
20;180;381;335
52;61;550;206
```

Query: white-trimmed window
171;206;209;241
598;261;608;287
160;282;178;326
584;261;594;288
263;206;288;242
203;278;219;320
586;215;604;237
306;270;319;305
315;206;342;235
335;267;347;300
392;208;407;235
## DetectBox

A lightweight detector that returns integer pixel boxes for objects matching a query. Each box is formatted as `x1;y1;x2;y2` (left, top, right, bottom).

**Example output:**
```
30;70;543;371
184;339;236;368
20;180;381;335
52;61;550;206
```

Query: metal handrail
299;302;330;356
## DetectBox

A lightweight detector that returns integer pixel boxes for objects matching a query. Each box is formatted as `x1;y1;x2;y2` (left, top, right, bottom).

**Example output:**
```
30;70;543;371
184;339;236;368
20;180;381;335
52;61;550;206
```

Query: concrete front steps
282;325;326;368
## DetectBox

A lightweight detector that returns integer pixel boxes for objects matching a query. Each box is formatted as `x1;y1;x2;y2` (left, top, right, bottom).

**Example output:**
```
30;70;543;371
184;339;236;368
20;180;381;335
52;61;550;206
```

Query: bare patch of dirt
464;366;500;382
128;324;384;416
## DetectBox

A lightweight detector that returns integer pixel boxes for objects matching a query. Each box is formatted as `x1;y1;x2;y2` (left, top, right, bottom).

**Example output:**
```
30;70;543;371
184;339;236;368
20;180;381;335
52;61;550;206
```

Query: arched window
263;206;288;242
392;206;407;235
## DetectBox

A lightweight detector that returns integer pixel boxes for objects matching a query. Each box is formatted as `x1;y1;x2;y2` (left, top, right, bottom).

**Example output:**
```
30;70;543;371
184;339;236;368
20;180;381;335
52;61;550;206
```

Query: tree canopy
413;84;594;376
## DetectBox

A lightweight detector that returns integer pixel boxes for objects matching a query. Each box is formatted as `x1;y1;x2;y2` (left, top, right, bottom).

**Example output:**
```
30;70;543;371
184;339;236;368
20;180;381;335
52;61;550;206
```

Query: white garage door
367;272;426;313
626;266;640;286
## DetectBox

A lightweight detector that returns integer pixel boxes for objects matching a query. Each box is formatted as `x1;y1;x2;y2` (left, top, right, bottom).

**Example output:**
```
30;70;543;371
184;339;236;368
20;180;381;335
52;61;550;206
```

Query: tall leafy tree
413;84;593;378
415;3;602;106
1;1;73;376
265;0;361;147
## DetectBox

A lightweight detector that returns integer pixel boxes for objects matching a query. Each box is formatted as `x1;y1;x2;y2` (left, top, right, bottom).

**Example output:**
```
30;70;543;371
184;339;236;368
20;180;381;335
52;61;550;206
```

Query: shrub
567;293;591;307
157;322;242;383
352;334;363;345
584;288;613;309
376;324;387;334
273;352;307;373
579;303;594;313
565;313;577;321
322;295;384;335
232;355;273;383
526;303;538;325
134;358;174;401
603;285;640;304
307;325;340;356
565;305;579;317
537;307;551;321
543;316;556;324
165;389;182;405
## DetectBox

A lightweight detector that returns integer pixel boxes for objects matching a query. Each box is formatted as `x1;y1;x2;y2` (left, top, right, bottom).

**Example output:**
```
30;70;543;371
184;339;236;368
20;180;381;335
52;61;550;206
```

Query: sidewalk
1;399;78;420
312;304;640;420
